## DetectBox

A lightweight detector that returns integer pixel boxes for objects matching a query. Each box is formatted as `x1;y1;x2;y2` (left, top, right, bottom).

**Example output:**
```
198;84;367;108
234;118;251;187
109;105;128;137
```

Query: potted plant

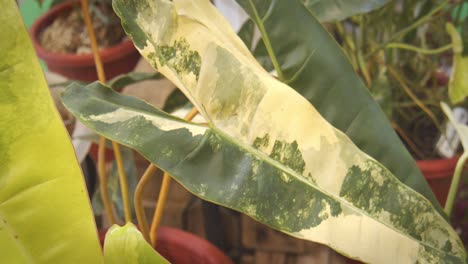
2;0;467;263
62;0;466;262
30;0;140;81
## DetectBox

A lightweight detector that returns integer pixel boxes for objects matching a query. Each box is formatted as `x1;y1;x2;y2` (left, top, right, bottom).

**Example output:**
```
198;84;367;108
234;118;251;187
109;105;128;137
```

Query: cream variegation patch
114;0;466;262
295;208;420;264
89;108;206;136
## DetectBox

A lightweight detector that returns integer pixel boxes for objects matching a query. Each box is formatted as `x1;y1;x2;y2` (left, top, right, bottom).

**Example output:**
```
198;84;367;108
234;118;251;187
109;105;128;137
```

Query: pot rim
30;1;137;67
416;155;460;179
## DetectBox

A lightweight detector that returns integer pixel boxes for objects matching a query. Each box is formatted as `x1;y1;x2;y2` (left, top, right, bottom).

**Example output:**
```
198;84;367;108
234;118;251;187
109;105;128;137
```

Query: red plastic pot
30;1;140;82
416;156;459;206
99;227;234;264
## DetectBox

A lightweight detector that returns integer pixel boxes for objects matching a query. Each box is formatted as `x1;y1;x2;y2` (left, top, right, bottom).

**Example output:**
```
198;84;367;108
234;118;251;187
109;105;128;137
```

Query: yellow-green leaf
104;223;169;264
0;1;102;263
447;23;468;104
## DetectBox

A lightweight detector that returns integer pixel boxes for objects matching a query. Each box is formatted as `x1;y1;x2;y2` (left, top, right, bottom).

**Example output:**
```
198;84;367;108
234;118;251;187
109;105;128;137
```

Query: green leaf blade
301;0;389;22
0;1;102;263
236;0;445;216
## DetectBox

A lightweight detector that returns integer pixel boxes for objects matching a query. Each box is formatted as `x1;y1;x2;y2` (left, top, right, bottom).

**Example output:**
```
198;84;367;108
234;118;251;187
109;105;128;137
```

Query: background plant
331;0;468;159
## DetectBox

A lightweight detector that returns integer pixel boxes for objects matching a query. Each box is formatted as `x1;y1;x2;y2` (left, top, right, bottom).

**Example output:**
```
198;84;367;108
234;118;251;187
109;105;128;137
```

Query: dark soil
39;3;125;54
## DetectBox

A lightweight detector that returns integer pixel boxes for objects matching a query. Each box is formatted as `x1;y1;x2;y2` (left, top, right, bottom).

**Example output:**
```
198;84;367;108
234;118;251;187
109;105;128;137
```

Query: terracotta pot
416;156;459;206
99;227;234;264
30;1;140;82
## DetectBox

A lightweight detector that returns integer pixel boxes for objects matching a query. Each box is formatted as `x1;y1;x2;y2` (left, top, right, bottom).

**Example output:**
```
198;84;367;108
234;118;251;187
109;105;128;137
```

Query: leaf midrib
80;82;454;259
208;126;451;257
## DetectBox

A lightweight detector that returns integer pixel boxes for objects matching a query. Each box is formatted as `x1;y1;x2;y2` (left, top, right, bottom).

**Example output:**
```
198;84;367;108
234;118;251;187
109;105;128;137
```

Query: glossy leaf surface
301;0;389;22
235;0;444;215
109;0;463;262
64;78;465;264
108;72;163;91
104;223;169;264
0;1;102;263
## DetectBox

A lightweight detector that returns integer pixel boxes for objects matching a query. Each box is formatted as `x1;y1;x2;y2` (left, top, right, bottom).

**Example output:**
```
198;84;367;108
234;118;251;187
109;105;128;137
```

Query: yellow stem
134;164;158;242
81;0;105;83
98;137;117;224
82;0;132;223
150;107;199;247
150;171;172;247
113;142;132;222
184;107;199;121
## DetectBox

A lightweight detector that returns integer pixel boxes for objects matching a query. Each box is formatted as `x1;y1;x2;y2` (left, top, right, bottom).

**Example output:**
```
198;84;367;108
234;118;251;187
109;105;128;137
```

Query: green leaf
49;72;163;92
107;72;164;91
104;223;169;264
301;0;389;22
0;2;102;263
67;1;465;261
64;79;465;263
447;23;468;104
162;88;191;113
235;0;445;216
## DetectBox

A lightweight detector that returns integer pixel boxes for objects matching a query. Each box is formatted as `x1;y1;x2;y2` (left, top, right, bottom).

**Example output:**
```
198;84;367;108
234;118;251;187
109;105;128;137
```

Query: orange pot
30;1;140;82
416;156;459;206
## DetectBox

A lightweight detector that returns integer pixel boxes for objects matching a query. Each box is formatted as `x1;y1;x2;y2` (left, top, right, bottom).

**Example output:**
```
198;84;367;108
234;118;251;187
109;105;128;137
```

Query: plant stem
134;164;158;242
444;152;468;216
149;107;198;247
81;0;105;82
150;171;171;247
387;66;444;134
98;137;117;224
247;0;284;80
113;142;132;222
365;1;449;58
386;43;452;55
82;0;131;223
392;122;425;160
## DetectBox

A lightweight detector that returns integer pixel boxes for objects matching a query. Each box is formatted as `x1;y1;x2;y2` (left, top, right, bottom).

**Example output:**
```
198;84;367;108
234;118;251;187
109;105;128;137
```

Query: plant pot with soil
30;0;140;82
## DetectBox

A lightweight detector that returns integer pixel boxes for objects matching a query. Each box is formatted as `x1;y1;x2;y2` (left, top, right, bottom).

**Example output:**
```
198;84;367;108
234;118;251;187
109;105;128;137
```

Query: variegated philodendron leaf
235;0;444;216
69;0;467;263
